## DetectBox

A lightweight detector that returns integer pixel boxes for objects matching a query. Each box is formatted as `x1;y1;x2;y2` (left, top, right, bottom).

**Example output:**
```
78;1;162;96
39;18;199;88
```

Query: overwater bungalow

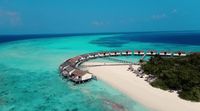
159;51;172;56
127;50;132;55
80;54;90;60
59;64;64;69
121;51;126;55
173;51;187;57
104;52;110;56
62;66;75;77
98;52;105;57
67;58;80;66
61;64;70;70
59;62;70;70
88;53;95;58
69;56;84;67
146;50;157;56
116;51;121;56
121;50;132;56
94;53;99;57
109;51;116;56
70;69;93;83
134;50;145;55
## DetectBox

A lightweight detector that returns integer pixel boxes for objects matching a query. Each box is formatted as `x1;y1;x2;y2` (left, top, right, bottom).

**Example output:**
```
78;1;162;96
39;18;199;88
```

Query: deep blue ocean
1;31;200;46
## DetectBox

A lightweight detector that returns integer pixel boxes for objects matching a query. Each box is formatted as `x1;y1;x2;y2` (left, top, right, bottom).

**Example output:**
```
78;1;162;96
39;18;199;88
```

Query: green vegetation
141;53;200;102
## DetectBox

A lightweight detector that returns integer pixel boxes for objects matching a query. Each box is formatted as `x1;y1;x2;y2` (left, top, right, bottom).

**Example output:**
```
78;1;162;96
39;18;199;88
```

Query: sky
0;0;200;35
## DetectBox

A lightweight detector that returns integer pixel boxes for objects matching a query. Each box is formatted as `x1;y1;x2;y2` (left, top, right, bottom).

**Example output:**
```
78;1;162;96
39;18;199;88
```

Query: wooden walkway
140;54;146;61
102;57;134;64
80;63;131;68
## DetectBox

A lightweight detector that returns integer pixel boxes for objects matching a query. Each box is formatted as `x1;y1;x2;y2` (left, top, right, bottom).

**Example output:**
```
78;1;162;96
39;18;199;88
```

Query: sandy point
83;62;200;111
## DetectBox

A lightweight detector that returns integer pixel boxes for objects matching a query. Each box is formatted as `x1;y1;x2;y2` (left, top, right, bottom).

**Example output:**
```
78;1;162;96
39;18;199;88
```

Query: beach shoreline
83;62;200;111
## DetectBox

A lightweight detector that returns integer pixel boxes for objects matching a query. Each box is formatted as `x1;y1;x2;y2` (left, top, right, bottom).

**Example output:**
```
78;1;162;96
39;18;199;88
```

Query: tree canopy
141;53;200;102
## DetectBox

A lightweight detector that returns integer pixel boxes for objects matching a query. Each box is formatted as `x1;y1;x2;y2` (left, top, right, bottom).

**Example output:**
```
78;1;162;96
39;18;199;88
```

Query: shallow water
0;33;200;111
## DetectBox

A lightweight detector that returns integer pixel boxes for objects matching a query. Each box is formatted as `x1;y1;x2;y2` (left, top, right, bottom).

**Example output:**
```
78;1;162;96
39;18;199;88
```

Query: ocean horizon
1;30;200;45
0;31;200;111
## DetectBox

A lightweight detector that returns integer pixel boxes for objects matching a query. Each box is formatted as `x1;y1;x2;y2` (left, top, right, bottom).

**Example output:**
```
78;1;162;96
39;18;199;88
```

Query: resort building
127;50;132;55
80;54;90;60
61;65;69;70
116;51;121;55
70;69;93;83
59;62;70;70
61;66;75;77
121;51;126;55
146;50;157;56
159;51;172;56
104;52;110;56
94;53;99;57
88;53;95;58
121;50;132;55
173;51;187;56
134;50;145;55
68;56;81;63
109;51;116;56
98;52;105;57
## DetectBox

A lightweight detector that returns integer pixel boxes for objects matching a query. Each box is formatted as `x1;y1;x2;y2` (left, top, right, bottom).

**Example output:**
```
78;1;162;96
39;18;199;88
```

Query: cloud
92;21;108;27
0;9;21;26
151;9;178;20
119;18;135;24
152;13;167;20
171;9;178;14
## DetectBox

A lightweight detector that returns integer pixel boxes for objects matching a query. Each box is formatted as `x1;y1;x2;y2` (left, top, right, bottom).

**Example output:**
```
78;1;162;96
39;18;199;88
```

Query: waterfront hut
127;50;132;55
68;58;78;65
109;51;116;56
134;50;145;55
116;51;121;56
104;52;110;56
88;53;95;59
173;51;187;57
73;56;82;62
121;51;127;55
79;56;85;61
62;70;69;77
62;66;75;77
80;54;90;60
146;50;157;56
98;52;105;57
159;51;172;56
71;69;93;83
94;53;99;57
121;50;132;56
67;56;83;67
59;62;70;70
61;65;70;70
59;63;64;70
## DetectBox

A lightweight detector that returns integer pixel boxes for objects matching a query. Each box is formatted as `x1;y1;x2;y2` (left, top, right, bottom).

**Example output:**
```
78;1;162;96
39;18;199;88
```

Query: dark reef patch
90;36;129;47
90;31;200;47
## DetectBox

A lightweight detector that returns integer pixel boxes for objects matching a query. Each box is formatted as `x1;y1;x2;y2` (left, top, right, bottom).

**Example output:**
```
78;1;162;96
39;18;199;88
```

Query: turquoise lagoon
0;33;200;111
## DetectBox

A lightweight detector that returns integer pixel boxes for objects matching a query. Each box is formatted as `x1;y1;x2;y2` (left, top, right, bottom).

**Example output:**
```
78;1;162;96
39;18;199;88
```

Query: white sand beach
83;62;200;111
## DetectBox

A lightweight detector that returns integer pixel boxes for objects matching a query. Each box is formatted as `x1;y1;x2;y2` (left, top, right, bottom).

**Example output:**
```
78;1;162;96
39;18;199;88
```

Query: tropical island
59;50;200;111
141;53;200;102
